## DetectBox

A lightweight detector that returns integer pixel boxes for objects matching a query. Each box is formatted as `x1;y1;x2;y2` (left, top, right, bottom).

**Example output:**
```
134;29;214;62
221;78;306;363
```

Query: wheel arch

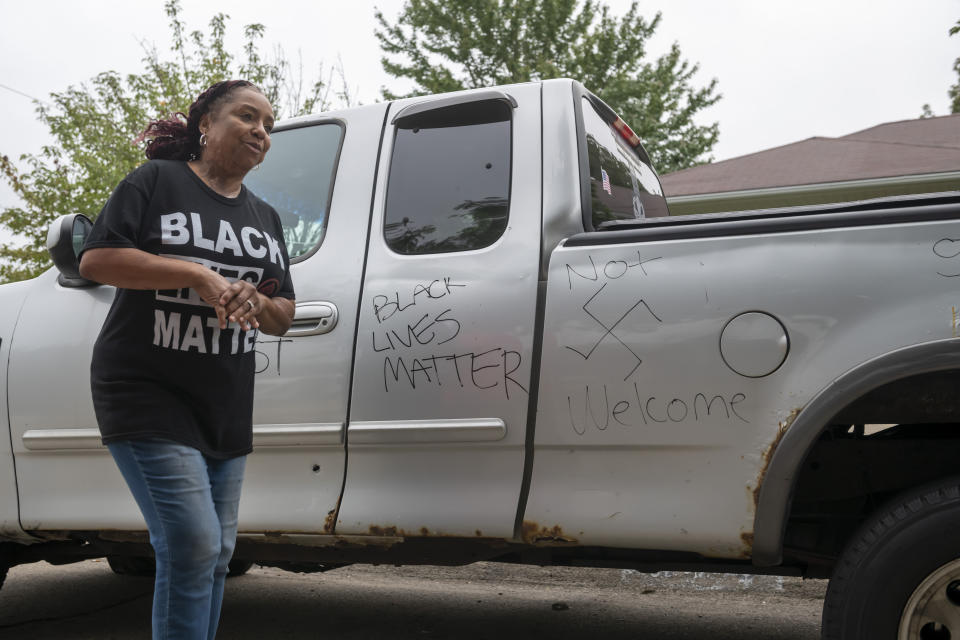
752;338;960;566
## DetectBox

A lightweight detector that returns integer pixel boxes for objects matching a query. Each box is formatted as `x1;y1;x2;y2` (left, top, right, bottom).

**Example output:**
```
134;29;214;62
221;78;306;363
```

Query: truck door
335;85;542;538
234;108;383;532
7;105;385;533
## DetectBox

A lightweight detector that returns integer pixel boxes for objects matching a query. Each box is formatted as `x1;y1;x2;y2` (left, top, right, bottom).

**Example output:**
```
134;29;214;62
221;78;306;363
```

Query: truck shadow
0;561;823;639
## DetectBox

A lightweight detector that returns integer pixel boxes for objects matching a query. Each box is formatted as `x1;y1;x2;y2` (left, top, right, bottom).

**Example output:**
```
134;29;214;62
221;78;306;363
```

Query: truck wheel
821;478;960;639
106;555;155;577
227;559;254;577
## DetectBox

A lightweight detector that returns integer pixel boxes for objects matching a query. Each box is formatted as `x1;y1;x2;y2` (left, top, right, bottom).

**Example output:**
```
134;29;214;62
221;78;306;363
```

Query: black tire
0;564;7;592
822;478;960;639
106;555;156;577
227;559;254;577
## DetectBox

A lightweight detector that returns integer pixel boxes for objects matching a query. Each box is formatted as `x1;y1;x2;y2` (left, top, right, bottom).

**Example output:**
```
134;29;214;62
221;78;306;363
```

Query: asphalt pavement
0;559;828;639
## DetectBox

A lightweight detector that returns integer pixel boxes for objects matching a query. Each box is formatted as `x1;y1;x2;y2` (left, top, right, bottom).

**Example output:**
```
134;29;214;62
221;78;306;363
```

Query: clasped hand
195;269;261;331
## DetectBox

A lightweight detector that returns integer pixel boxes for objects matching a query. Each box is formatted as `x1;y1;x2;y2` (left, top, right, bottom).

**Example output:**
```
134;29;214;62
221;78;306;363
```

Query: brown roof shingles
661;113;960;197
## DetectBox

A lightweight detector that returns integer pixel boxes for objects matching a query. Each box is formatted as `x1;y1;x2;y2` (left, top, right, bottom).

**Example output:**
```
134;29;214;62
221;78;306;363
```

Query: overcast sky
1;0;957;236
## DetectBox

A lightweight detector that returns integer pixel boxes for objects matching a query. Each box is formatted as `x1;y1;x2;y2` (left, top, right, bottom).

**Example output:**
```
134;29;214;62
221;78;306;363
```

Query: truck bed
580;191;960;246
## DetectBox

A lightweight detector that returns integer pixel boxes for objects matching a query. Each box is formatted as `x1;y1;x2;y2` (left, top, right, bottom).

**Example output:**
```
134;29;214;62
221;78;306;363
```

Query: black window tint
384;101;511;255
244;123;342;260
582;97;668;227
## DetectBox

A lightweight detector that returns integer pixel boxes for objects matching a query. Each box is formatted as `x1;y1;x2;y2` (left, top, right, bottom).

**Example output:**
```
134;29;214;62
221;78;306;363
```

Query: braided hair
137;80;261;161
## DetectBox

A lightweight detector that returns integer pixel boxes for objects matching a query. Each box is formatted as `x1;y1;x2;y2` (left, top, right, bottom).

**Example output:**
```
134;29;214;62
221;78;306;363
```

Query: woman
78;80;295;639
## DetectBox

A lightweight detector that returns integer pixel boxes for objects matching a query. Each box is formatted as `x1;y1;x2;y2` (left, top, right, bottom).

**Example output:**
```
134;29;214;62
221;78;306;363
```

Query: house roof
660;113;960;197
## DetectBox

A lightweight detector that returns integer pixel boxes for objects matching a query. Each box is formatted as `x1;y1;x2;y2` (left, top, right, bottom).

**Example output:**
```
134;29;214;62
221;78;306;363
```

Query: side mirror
46;214;97;287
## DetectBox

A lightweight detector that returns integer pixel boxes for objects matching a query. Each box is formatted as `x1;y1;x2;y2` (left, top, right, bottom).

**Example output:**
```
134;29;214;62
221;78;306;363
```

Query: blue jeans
108;439;246;640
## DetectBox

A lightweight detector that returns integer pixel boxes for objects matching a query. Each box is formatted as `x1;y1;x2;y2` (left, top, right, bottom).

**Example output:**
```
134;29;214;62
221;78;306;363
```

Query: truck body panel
0;278;33;540
527;217;960;557
8;269;123;529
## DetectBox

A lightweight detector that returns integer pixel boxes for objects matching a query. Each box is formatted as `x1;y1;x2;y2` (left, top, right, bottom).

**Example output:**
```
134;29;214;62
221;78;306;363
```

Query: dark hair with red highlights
137;80;262;161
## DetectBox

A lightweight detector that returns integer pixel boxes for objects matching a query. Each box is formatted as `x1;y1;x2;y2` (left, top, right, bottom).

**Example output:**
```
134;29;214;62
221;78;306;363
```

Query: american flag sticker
601;168;612;195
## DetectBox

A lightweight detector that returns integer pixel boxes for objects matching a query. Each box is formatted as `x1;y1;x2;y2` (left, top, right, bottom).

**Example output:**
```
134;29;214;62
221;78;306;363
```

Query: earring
254;163;261;171
199;133;208;147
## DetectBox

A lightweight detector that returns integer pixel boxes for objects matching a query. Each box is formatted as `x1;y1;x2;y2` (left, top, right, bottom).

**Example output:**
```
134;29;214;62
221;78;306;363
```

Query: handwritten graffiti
372;278;467;323
567;384;749;435
566;252;662;290
255;337;294;376
564;282;662;381
933;238;960;277
557;252;756;430
369;278;528;399
382;348;527;398
372;309;460;352
562;252;663;381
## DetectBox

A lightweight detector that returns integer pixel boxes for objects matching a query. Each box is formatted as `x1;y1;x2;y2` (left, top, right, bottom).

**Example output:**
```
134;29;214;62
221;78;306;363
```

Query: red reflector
613;118;640;147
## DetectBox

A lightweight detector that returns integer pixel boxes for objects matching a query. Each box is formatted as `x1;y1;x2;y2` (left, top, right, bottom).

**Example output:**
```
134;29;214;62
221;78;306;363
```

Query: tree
919;19;959;118
0;0;352;283
375;0;720;173
950;19;960;114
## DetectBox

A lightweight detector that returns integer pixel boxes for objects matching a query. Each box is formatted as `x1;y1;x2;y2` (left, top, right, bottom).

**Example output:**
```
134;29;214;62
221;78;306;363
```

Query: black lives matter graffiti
562;251;748;435
371;278;528;399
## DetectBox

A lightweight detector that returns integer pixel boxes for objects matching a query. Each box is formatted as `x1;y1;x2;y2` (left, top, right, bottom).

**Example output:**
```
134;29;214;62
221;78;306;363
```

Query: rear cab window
581;95;668;228
383;99;512;255
243;123;344;261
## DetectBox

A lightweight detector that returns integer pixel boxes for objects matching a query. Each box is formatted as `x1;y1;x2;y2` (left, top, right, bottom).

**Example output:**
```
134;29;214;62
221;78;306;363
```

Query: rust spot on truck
738;408;802;558
752;408;801;509
366;525;430;537
521;521;579;545
323;510;336;534
368;525;402;537
740;531;754;555
364;525;436;537
364;525;496;539
323;495;341;534
267;533;403;548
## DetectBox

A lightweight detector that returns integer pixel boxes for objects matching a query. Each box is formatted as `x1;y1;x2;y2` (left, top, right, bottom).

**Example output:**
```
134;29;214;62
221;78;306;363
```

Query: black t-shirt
82;159;295;459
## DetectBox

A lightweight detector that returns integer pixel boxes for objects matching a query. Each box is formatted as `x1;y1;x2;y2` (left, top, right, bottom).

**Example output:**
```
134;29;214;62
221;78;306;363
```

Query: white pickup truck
3;79;960;639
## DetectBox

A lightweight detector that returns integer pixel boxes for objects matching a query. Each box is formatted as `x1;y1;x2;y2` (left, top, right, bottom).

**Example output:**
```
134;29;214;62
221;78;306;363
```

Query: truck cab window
384;100;512;255
244;123;343;261
581;97;668;227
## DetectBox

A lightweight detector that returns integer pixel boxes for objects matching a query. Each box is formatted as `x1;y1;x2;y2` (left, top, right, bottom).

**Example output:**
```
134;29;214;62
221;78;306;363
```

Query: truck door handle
285;302;338;337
